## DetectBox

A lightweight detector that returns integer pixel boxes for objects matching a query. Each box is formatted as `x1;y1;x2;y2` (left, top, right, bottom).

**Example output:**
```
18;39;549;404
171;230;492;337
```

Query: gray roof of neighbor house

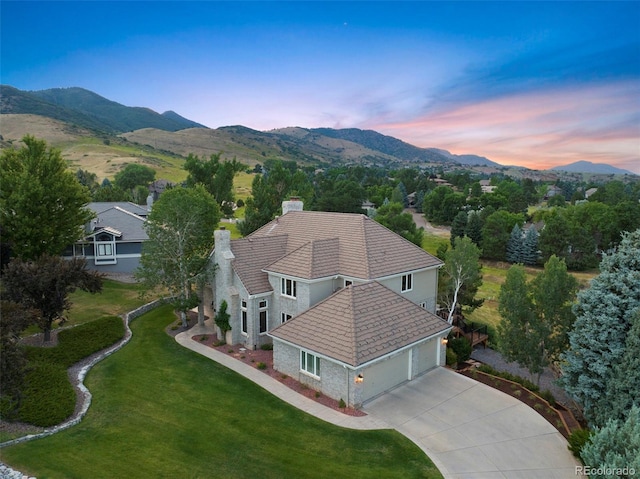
269;281;451;367
85;205;148;242
88;202;150;217
229;211;441;295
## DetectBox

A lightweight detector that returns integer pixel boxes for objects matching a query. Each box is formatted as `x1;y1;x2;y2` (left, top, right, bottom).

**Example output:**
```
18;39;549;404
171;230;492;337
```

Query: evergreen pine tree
450;211;468;247
560;230;640;427
581;405;640;474
465;210;483;247
522;226;540;266
506;224;523;263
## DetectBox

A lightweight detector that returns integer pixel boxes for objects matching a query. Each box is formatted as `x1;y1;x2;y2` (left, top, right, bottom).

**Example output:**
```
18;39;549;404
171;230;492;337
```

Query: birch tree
136;186;220;327
440;236;483;324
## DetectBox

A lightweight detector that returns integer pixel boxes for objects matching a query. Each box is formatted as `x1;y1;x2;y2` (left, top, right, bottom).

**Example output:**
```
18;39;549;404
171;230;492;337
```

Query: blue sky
2;1;639;173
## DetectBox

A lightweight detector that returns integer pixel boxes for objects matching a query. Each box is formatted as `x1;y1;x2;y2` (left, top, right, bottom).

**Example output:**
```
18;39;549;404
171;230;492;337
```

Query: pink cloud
370;82;640;174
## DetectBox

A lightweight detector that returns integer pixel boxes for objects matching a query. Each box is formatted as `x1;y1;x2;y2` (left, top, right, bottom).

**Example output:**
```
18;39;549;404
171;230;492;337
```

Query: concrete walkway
176;321;581;479
175;321;388;430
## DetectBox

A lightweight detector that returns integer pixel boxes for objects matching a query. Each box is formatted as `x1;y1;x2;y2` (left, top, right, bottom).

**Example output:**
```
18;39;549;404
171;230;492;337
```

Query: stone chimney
213;227;235;311
282;196;303;215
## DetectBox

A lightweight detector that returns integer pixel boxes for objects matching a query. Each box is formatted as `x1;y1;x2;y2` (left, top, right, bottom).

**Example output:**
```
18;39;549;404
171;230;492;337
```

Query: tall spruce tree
522;226;540;266
560;229;640;427
450;211;468;247
506;224;523;263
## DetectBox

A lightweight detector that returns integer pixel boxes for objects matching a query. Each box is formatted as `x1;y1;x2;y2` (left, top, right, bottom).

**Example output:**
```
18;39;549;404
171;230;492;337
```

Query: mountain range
0;84;635;176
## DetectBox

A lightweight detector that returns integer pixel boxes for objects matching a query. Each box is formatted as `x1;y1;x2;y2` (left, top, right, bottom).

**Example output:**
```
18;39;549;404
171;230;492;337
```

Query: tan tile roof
269;282;451;367
252;211;441;279
230;235;288;294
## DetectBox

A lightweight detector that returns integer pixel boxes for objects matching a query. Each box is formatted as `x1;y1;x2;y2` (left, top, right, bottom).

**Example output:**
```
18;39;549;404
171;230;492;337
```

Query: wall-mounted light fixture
355;373;364;384
441;338;448;346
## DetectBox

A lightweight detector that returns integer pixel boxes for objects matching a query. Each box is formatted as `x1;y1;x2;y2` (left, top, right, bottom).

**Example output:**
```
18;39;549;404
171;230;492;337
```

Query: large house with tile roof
62;202;149;273
212;198;451;407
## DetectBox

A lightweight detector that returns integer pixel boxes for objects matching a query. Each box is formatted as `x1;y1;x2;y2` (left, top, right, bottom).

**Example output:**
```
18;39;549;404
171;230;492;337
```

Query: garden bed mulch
191;333;366;417
457;368;581;438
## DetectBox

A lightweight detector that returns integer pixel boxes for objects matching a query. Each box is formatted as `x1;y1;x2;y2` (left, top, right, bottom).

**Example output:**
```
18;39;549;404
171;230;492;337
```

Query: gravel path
470;347;574;406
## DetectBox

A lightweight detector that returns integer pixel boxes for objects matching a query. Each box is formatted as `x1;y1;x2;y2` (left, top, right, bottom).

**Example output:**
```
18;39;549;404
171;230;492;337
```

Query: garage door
416;338;438;375
362;350;409;403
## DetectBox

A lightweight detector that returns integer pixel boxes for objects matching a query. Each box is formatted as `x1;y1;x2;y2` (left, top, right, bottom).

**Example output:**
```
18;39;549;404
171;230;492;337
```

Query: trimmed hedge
25;316;125;367
17;316;126;427
18;361;75;427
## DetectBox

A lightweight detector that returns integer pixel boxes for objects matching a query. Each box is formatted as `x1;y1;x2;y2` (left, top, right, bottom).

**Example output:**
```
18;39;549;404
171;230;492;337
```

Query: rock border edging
0;299;165;450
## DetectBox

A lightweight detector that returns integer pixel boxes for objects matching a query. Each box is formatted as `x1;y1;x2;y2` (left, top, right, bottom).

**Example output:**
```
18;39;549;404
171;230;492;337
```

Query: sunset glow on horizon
2;1;639;174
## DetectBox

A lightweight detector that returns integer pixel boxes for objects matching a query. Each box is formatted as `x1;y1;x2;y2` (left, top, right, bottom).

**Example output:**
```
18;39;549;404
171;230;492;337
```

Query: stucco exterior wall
378;268;439;312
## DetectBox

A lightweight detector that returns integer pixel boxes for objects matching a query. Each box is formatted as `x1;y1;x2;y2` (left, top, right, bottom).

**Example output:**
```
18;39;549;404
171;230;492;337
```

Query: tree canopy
498;256;578;384
184;153;244;216
560;229;640;427
238;161;313;236
136;186;220;326
2;255;103;342
114;163;156;191
0;136;93;260
373;202;423;247
439;236;483;322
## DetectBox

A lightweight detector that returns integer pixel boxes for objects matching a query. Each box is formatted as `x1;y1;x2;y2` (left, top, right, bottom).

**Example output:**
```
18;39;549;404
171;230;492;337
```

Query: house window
281;278;297;298
97;243;113;256
281;313;292;324
401;273;413;292
259;300;268;334
300;350;320;378
419;302;427;309
241;300;247;335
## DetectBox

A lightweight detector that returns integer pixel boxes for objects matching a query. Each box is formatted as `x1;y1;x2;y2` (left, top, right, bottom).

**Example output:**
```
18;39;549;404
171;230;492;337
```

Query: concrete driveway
364;367;582;479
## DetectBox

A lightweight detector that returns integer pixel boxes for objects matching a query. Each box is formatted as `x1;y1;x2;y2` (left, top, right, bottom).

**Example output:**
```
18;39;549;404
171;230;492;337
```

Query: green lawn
465;261;597;343
65;279;149;327
1;305;442;479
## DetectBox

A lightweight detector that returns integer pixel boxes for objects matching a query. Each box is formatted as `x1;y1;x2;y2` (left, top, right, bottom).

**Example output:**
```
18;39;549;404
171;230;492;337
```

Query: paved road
364;367;582;479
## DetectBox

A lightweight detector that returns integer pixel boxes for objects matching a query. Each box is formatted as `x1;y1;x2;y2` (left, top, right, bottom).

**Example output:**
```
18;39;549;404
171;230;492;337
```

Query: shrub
25;316;125;368
568;429;592;459
18;361;75;426
446;347;458;366
448;337;472;363
338;398;346;409
17;316;125;427
256;362;267;370
539;389;557;407
215;300;231;334
315;391;321;398
260;343;273;351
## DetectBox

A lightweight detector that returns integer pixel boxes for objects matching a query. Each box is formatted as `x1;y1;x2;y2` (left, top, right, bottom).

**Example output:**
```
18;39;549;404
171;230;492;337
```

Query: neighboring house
62;202;149;273
212;198;451;407
585;187;598;199
545;185;564;199
148;179;175;201
479;180;497;194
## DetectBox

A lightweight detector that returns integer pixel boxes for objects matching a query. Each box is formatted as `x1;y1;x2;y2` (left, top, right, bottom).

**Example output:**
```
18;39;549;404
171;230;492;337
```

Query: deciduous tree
440;236;483;323
2;256;103;342
374;202;424;247
497;264;544;381
136;186;220;327
114;163;155;192
0;136;93;260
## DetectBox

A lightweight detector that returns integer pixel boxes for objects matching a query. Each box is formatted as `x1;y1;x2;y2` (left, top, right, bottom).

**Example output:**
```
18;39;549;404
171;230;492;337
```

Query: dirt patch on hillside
0;114;89;145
